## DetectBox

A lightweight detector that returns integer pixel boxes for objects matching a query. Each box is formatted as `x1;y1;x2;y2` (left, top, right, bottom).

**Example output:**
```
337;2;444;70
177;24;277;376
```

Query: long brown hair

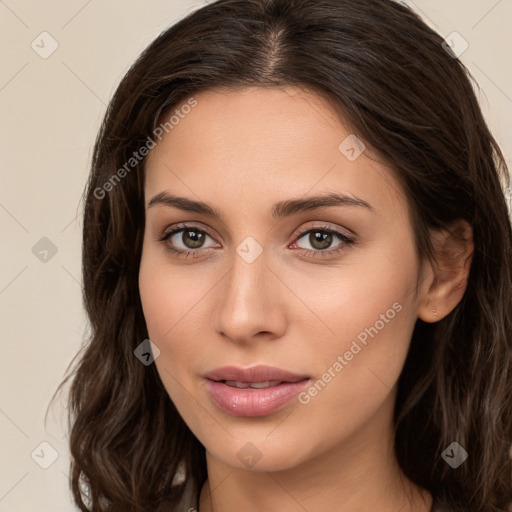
57;0;512;510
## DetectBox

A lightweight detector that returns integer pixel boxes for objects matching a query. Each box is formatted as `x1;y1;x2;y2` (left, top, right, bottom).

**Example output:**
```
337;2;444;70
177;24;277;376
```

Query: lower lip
204;379;310;417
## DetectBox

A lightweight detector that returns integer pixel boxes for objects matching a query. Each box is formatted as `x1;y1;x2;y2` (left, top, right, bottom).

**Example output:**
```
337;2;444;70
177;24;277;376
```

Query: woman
61;0;512;510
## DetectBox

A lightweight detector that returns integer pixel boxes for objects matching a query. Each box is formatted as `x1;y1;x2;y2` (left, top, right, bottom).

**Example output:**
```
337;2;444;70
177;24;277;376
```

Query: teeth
224;380;282;389
249;380;282;388
224;380;250;389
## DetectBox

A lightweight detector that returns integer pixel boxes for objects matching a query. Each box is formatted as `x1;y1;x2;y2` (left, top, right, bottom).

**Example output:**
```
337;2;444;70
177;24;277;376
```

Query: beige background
0;0;511;509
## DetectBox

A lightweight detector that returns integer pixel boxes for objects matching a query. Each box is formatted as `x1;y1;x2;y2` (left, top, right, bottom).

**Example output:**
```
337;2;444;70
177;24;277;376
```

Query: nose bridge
213;241;285;342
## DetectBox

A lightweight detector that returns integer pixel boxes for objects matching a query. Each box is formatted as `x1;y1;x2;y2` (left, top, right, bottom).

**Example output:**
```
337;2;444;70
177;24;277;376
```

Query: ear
417;219;474;323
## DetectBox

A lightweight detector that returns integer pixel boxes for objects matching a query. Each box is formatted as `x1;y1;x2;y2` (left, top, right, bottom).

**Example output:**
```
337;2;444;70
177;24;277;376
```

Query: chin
205;433;311;472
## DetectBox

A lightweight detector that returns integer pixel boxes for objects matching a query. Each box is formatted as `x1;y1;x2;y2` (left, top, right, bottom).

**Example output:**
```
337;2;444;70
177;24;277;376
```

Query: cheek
289;230;420;352
291;240;420;410
138;244;216;388
138;259;171;342
287;295;417;463
138;253;202;409
139;244;201;345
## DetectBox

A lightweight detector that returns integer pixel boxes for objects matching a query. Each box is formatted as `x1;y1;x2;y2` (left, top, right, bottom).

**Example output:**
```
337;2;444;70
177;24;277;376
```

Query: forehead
144;86;407;221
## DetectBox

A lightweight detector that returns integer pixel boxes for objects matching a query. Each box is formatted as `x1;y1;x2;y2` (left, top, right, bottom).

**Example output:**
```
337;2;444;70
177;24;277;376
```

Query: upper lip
204;365;310;383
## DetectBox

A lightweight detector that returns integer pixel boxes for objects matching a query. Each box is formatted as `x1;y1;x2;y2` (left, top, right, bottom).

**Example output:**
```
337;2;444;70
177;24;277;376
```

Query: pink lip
204;364;309;383
203;365;310;417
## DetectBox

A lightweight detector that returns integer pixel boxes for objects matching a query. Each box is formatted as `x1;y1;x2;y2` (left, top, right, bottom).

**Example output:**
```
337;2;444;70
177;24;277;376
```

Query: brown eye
306;231;334;250
158;223;219;258
176;228;207;249
291;225;356;259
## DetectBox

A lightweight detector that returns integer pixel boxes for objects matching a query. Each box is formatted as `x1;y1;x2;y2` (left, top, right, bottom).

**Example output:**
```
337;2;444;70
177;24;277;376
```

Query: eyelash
157;223;356;260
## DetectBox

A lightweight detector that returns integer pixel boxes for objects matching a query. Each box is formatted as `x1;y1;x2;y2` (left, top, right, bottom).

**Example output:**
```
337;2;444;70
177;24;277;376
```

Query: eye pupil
183;229;205;248
310;231;332;250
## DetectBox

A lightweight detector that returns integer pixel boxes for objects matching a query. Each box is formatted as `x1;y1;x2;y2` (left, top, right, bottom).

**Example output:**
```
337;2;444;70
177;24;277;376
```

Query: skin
138;86;473;512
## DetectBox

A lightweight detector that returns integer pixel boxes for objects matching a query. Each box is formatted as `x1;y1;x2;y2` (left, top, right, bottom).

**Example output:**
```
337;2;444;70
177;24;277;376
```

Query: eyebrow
147;191;375;219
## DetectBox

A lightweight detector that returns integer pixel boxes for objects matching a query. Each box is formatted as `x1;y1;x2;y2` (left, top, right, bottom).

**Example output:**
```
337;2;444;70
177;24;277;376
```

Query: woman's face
139;86;428;472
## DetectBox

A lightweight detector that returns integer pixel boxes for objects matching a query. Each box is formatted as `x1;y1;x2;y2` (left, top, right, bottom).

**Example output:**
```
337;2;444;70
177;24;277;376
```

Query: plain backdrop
0;0;511;510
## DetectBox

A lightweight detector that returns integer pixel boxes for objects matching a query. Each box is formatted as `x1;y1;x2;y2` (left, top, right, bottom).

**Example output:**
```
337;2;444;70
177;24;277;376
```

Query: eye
291;224;355;258
157;222;356;260
158;223;219;258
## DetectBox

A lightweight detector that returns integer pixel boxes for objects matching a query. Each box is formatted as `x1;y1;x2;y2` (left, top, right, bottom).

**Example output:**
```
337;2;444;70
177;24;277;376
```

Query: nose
212;246;287;345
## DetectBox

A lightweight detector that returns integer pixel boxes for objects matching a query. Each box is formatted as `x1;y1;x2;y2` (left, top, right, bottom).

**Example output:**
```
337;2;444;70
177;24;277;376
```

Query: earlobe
417;220;474;323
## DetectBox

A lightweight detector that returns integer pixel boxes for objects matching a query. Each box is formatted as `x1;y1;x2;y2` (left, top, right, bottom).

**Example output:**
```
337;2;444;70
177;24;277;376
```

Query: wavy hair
56;0;512;510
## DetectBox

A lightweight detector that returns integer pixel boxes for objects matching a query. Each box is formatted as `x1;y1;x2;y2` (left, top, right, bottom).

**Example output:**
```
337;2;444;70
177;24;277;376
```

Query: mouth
203;364;309;384
203;365;311;417
220;380;287;389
